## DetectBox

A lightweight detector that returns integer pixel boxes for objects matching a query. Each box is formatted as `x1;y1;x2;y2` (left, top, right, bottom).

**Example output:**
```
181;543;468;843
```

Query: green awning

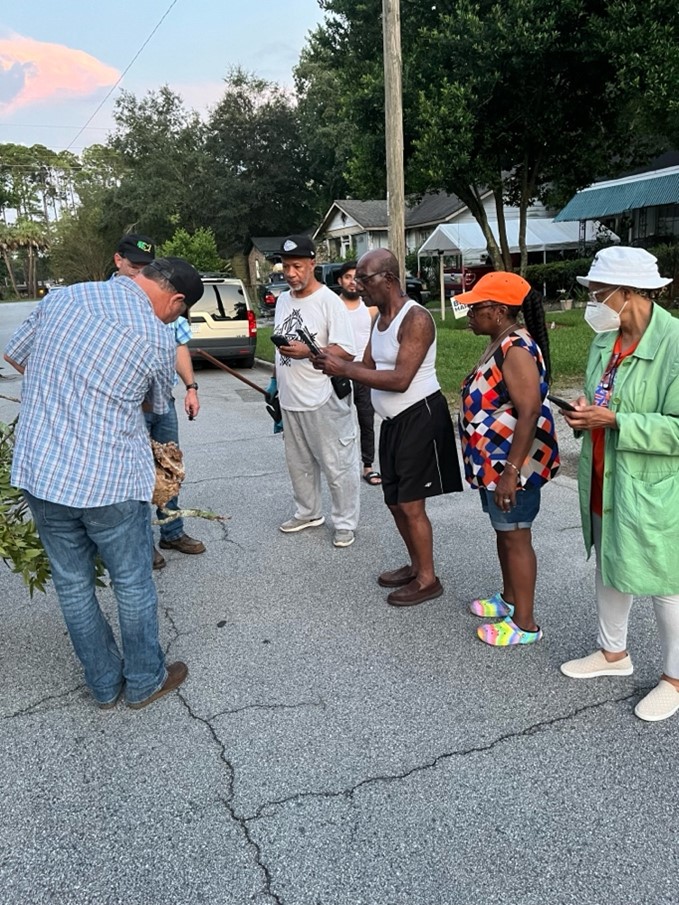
555;171;679;221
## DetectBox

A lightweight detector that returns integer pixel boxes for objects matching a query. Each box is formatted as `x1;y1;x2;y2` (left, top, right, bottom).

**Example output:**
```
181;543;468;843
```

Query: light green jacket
578;304;679;595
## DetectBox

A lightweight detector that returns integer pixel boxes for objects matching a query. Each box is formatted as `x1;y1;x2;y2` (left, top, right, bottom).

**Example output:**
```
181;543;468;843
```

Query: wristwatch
185;382;199;391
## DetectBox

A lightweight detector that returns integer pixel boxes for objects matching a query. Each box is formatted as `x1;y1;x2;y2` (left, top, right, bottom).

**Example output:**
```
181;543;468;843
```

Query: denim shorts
479;485;541;531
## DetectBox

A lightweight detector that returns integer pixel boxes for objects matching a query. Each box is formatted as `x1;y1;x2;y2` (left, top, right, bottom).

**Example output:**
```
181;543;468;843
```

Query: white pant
282;392;360;531
593;514;679;678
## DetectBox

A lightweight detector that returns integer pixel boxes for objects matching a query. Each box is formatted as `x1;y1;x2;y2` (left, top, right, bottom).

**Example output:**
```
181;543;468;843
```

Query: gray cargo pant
282;392;360;531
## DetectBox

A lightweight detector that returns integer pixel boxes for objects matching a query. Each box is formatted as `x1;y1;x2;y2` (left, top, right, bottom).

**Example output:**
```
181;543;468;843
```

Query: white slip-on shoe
560;650;634;679
634;680;679;722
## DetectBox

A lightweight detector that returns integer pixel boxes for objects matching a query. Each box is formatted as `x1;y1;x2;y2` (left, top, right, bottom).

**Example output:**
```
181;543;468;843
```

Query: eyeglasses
354;270;388;287
588;286;620;304
467;302;496;314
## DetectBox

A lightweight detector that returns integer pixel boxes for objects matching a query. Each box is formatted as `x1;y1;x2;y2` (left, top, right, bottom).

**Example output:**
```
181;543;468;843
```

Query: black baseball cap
147;257;204;308
279;235;316;259
117;233;156;263
338;260;357;277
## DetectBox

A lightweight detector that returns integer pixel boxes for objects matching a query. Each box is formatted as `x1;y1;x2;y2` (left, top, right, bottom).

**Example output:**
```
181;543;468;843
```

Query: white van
188;277;257;368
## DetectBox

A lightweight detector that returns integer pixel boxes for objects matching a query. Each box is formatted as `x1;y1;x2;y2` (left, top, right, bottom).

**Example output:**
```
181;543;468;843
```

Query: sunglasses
354;270;388;286
467;302;496;314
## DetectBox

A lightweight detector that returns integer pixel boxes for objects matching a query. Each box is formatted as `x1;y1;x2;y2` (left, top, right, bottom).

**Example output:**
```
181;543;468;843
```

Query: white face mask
584;287;627;333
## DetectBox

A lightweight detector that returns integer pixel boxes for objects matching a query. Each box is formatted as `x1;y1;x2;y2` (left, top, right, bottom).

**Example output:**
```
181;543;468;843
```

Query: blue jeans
479;485;542;531
144;398;184;541
24;492;167;705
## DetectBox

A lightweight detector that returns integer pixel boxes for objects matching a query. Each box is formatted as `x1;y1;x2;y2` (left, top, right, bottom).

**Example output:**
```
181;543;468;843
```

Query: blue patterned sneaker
468;592;514;618
477;617;543;647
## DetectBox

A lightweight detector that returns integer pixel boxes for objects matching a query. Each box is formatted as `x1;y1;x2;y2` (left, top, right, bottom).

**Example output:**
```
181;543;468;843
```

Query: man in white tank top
337;261;381;486
314;249;462;606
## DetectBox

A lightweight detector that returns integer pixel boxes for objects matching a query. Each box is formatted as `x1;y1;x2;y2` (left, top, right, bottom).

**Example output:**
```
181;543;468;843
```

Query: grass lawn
257;307;593;399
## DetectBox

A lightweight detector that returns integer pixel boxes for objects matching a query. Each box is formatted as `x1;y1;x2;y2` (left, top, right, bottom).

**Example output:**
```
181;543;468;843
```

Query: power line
0;124;109;131
65;0;180;152
0;163;86;171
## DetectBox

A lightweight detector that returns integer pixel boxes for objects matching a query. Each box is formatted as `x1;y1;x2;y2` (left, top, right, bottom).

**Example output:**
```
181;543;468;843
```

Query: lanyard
593;335;638;408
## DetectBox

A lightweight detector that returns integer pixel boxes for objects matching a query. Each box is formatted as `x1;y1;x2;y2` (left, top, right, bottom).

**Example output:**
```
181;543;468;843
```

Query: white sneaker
634;680;679;722
333;529;355;548
279;516;325;533
560;650;633;679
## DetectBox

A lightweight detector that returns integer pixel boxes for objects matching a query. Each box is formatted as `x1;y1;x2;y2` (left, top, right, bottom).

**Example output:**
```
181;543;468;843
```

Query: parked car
188;276;257;368
258;272;289;317
313;262;429;304
443;272;464;299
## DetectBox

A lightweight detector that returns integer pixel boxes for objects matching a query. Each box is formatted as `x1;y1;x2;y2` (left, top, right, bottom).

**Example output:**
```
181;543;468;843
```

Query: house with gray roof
313;194;466;259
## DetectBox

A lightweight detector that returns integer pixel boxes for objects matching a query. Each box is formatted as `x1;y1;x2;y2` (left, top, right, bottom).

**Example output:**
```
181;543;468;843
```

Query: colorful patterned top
459;328;560;490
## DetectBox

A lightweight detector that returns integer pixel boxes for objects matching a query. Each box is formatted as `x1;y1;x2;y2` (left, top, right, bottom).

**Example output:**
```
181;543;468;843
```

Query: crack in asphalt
162;605;184;658
170;683;647;904
212;518;246;551
4;683;87;718
209;698;326;721
176;692;283;905
184;473;279;484
244;687;647;822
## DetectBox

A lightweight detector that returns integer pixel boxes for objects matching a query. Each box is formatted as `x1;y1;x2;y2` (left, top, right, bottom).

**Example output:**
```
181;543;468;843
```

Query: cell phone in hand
547;394;577;413
271;334;289;348
296;327;321;355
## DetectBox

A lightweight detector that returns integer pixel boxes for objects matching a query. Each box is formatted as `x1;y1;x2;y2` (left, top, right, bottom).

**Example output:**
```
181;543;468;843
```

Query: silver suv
188;276;257;368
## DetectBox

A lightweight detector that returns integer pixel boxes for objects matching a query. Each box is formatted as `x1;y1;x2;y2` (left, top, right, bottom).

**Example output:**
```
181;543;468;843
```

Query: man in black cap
114;233;156;277
270;235;361;548
113;235;206;567
3;257;204;709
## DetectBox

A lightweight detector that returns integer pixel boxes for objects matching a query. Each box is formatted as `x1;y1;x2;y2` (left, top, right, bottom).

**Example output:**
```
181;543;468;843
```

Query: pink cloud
0;32;119;113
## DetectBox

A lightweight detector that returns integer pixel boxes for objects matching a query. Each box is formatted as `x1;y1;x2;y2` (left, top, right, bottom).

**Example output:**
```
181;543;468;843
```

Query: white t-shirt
345;300;374;362
274;285;357;411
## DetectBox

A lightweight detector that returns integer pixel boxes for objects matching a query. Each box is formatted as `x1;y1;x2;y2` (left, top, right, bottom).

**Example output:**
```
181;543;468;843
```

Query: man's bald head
357;248;400;281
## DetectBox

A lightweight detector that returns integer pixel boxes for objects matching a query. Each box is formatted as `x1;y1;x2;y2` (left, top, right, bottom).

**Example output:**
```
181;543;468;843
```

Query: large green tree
105;86;212;244
0;143;78;225
307;0;679;272
204;68;315;253
48;144;127;284
294;30;356;216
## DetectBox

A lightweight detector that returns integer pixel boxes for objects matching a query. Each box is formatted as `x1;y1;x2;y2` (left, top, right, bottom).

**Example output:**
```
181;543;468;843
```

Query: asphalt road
1;358;677;905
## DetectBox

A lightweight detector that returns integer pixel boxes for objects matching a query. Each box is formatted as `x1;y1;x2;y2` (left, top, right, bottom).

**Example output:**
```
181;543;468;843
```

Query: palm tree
14;219;50;299
0;223;20;298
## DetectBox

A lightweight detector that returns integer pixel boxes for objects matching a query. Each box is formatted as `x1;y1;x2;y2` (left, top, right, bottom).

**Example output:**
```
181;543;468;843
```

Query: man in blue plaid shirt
4;258;203;710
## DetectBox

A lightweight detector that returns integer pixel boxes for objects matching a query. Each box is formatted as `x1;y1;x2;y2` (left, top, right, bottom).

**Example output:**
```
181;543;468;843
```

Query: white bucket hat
577;246;672;289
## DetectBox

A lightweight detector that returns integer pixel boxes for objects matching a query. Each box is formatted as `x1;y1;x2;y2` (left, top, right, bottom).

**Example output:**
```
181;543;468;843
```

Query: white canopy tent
417;218;618;320
418;218;612;261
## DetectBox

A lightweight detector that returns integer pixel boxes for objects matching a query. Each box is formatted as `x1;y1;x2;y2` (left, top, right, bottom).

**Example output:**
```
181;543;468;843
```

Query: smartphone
548;394;577;413
296;328;321;355
271;334;289;348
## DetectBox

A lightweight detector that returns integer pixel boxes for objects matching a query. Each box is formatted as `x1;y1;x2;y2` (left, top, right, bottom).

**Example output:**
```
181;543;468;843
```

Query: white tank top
346;301;373;360
370;300;440;419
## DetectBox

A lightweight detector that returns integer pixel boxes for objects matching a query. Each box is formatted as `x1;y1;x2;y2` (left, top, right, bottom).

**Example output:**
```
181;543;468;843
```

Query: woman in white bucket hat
556;246;679;721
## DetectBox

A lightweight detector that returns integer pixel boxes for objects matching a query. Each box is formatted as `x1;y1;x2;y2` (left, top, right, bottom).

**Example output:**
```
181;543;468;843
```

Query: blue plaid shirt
5;277;176;507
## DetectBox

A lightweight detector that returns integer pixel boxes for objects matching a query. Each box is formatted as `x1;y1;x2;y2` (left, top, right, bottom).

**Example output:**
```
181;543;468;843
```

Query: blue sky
0;0;326;153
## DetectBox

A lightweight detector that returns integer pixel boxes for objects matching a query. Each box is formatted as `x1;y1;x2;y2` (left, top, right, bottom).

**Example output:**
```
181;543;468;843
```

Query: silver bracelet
505;461;520;475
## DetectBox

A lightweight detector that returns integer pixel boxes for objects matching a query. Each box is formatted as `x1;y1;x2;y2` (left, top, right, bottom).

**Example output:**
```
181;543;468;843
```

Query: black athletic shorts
379;390;463;506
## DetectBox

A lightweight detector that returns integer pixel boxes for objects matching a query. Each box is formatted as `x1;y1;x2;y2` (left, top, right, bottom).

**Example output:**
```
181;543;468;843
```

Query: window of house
656;204;679;237
637;207;647;239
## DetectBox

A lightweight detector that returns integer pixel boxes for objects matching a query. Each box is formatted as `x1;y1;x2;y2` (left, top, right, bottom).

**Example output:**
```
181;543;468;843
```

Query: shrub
525;258;593;299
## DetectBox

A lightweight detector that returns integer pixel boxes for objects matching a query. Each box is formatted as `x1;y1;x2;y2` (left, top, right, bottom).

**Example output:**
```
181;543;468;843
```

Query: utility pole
382;0;406;281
